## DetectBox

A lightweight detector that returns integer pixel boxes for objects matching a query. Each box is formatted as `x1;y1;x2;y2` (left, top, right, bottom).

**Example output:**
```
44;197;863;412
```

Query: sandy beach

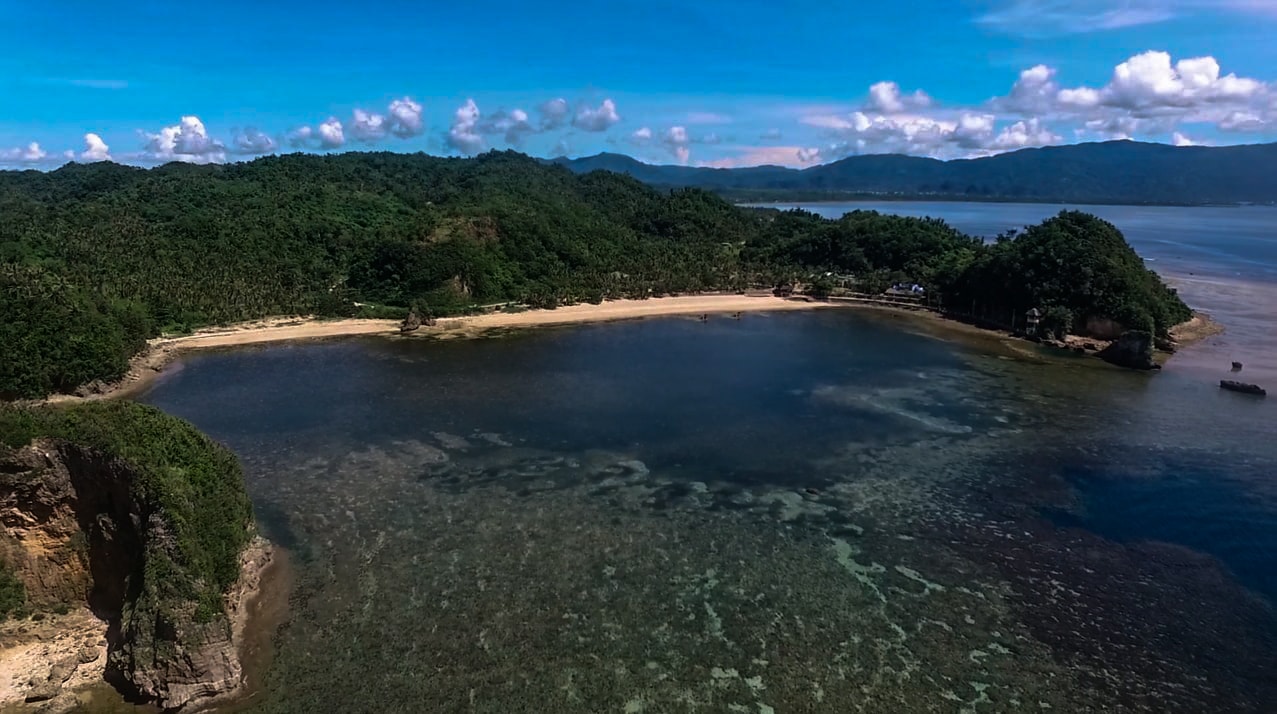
39;293;1219;404
46;295;834;402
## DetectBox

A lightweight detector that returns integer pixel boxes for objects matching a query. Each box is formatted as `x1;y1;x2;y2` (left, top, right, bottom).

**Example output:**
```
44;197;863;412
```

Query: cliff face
0;439;269;711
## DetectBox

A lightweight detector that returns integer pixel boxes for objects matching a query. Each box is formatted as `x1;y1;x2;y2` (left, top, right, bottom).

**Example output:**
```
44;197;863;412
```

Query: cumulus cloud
80;133;110;162
538;98;570;130
631;126;653;143
1100;51;1263;110
989;118;1062;150
446;99;484;154
1172;131;1198;146
286;126;314;148
997;51;1274;135
790;49;1273;160
553;137;571;156
865;82;932;114
1218;110;1267;131
350;109;387;143
477;108;534;146
0;142;48;164
231;128;278;155
317;118;345;149
387;97;424;138
572;99;621;132
662;126;690;164
141;116;226;163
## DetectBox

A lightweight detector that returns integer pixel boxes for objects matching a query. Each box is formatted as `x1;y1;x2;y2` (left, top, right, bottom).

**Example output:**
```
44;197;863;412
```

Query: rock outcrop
1;439;270;711
1098;330;1161;371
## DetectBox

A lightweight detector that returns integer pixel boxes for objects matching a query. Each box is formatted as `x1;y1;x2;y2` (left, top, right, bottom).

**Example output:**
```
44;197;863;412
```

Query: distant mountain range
553;141;1277;206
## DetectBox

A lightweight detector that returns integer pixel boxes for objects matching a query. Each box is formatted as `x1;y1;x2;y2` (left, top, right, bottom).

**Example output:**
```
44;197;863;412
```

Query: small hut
1025;307;1042;336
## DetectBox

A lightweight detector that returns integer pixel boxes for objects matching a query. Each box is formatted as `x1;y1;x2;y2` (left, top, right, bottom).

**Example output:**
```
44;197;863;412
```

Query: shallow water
138;305;1277;713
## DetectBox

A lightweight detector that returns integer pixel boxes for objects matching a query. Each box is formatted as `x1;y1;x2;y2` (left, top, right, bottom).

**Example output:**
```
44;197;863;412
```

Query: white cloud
538;98;570;130
141;116;226;163
446;99;484;154
1100;51;1264;110
866;81;932;114
698;145;812;168
477;108;534;146
989;118;1062;150
1218;110;1267;131
286;126;314;148
1172;131;1197;146
0;142;47;164
317;118;344;149
387;97;424;138
631;126;653;143
662;126;690;164
797;147;822;163
350;109;388;143
573;99;621;132
989;51;1276;142
80;133;110;162
553;137;571;156
231;128;277;155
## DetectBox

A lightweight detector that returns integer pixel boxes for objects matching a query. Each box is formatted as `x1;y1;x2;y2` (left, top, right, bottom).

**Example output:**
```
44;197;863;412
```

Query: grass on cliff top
0;401;253;617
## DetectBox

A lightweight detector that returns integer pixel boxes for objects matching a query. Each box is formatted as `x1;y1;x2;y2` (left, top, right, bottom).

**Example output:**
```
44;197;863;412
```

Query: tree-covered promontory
1;151;1191;398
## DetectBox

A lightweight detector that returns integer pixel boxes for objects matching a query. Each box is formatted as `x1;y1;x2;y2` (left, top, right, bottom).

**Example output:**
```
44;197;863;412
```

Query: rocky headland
0;403;271;712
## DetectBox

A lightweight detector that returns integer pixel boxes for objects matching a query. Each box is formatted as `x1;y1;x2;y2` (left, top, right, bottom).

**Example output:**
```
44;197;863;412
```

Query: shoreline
45;295;836;403
38;294;1220;405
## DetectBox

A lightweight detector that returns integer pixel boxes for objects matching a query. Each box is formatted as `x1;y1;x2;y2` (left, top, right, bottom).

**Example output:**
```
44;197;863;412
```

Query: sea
135;202;1277;713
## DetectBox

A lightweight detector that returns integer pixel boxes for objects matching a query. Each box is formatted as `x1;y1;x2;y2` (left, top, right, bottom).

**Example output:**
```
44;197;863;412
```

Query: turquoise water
139;299;1277;712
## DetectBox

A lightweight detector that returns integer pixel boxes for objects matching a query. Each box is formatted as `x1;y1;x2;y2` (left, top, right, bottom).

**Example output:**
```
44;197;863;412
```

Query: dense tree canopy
0;151;1191;398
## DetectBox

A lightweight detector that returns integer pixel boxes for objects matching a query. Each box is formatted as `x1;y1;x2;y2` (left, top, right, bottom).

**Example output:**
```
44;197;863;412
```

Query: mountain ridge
551;140;1277;205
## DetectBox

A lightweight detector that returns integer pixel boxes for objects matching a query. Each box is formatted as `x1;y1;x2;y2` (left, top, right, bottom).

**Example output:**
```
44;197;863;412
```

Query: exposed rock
23;681;60;703
1098;330;1161;371
1;441;272;712
399;309;422;333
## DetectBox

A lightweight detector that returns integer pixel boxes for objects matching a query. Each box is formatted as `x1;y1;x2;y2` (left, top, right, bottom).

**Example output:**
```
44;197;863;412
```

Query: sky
2;0;1276;169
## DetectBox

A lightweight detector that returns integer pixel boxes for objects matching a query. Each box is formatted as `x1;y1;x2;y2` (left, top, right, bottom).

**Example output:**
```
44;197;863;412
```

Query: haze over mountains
555;141;1277;206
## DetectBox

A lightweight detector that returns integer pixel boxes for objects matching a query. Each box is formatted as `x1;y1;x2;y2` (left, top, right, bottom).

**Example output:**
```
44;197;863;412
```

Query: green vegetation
949;212;1192;336
0;561;24;619
0;402;254;625
1;151;1191;398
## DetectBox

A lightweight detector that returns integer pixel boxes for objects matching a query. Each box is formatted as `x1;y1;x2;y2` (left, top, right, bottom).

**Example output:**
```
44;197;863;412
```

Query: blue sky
2;0;1276;168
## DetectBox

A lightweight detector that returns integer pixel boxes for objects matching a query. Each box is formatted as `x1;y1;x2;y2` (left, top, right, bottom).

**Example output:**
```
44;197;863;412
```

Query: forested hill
2;151;1188;398
553;141;1277;205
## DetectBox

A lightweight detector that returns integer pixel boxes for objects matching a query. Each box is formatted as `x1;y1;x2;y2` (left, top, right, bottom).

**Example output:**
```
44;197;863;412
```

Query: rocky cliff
1098;330;1161;371
0;403;268;712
